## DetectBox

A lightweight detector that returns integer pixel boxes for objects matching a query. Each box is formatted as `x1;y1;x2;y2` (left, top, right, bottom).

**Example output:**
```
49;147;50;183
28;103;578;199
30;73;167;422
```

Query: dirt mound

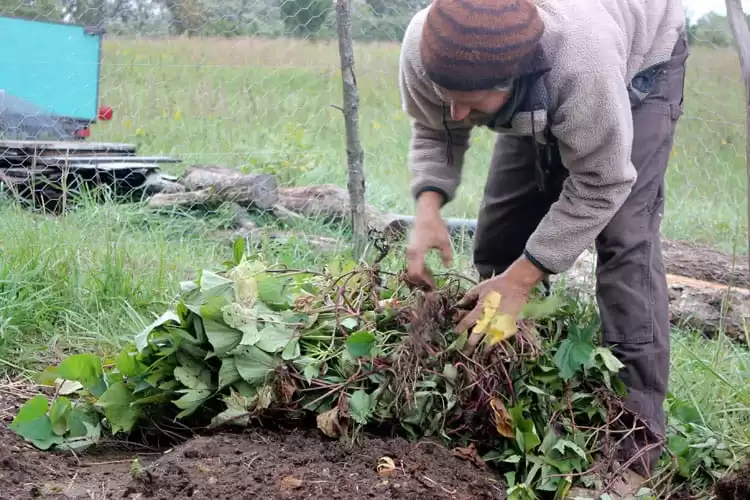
1;382;504;500
714;460;750;500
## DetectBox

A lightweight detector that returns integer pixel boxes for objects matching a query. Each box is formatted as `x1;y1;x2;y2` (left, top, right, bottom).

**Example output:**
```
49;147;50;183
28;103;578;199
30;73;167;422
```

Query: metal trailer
0;14;113;141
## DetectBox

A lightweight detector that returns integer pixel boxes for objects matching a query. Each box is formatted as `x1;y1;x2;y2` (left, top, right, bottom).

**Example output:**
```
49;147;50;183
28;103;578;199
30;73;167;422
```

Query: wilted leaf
54;379;83;396
490;397;515;438
452;442;487;469
316;406;342;438
279;475;303;491
377;456;397;477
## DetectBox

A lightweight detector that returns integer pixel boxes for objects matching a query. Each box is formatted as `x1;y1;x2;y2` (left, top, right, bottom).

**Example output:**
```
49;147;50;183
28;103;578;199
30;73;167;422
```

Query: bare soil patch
1;380;504;500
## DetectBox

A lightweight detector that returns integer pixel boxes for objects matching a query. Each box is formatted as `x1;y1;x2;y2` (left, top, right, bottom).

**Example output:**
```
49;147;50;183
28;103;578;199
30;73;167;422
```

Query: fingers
463;329;485;356
439;236;453;268
455;305;482;334
455;285;480;310
406;244;435;290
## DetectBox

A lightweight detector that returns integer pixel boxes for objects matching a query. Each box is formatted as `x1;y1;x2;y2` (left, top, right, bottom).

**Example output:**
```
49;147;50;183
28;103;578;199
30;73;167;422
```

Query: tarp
0;90;84;141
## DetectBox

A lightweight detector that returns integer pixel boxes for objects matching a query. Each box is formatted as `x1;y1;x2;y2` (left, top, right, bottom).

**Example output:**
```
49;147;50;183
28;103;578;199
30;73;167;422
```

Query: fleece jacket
398;0;686;275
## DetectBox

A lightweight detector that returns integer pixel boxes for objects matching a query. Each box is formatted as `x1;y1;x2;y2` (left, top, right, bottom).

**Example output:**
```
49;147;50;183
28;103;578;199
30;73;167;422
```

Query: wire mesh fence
0;1;748;258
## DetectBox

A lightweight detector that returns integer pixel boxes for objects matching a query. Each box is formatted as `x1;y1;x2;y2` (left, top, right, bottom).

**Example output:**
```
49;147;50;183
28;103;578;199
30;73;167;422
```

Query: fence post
725;0;750;267
334;0;368;260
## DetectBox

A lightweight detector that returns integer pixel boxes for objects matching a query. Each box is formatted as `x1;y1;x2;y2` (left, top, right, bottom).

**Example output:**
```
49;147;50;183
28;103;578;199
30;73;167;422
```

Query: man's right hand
405;191;453;290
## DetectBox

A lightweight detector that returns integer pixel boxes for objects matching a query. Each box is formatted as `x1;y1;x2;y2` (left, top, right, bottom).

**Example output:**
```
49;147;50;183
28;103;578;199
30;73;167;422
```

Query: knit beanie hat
419;0;545;92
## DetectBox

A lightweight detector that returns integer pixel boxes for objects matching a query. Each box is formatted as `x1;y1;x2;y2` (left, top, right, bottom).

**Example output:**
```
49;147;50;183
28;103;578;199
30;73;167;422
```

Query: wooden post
334;0;368;259
725;0;750;268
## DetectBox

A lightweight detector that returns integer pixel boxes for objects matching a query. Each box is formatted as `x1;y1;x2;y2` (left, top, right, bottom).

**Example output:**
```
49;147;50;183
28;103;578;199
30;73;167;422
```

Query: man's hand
405;191;453;290
455;256;545;354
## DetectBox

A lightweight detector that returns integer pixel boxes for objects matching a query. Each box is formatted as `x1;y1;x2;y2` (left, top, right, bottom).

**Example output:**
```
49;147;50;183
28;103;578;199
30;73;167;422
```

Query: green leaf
116;346;142;378
135;310;181;352
346;331;376;358
233;236;246;265
349;389;372;425
174;366;213;391
219;357;243;390
256;325;295;353
48;397;72;436
57;354;105;396
594;347;625;373
509;404;540;453
9;395;64;450
203;319;243;356
553;325;596;380
199;269;234;292
174;389;214;419
95;382;140;434
520;295;564;320
281;338;301;361
257;273;290;307
233;345;280;385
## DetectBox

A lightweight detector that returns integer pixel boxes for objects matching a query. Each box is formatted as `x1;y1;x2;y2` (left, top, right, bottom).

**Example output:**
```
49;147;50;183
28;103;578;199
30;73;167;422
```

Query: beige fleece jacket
398;0;686;275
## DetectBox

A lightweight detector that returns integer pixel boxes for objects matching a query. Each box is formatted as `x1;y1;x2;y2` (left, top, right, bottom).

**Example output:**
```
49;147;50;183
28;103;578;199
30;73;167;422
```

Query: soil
714;461;750;500
0;382;504;500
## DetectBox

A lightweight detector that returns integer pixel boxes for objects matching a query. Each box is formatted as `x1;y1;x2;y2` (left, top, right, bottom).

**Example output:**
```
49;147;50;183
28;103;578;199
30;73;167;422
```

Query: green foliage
7;243;744;496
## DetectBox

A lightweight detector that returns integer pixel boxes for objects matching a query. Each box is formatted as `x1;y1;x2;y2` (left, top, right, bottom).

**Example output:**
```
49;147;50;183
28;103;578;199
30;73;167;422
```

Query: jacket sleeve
524;42;637;275
398;11;473;204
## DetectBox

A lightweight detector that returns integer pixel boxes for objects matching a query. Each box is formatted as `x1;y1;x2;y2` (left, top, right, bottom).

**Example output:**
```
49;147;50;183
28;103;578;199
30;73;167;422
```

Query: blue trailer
0;14;113;141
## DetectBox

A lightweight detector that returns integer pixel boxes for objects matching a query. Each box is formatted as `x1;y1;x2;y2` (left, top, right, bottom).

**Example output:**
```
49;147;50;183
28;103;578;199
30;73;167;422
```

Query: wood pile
0;140;180;212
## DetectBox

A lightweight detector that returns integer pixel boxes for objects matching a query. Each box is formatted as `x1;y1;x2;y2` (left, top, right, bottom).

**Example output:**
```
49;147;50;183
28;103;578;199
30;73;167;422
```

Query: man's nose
450;101;471;121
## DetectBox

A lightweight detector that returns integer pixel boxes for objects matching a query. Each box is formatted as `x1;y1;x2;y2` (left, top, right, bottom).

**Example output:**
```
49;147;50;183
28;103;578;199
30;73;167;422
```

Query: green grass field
1;36;749;495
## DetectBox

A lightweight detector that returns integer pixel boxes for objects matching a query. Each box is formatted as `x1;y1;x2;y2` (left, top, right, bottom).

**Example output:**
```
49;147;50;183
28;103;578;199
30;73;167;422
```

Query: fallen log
560;249;750;340
147;167;279;211
276;184;399;232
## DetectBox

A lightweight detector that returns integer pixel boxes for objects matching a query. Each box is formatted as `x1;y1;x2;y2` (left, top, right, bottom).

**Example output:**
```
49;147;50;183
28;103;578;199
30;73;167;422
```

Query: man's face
433;86;513;122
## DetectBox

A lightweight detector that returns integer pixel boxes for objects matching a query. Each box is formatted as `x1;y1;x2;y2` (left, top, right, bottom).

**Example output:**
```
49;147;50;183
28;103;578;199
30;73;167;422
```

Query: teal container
0;15;103;122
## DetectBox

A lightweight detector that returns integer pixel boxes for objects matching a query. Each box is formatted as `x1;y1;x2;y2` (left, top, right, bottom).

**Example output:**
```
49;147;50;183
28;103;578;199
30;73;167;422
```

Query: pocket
628;67;659;108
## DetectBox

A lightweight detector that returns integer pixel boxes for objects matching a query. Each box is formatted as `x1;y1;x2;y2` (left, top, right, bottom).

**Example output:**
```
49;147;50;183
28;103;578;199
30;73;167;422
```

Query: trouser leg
473;134;564;281
595;34;689;475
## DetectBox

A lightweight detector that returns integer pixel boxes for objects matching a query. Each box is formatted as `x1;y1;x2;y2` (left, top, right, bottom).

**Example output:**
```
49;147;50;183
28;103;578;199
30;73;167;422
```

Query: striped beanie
419;0;545;92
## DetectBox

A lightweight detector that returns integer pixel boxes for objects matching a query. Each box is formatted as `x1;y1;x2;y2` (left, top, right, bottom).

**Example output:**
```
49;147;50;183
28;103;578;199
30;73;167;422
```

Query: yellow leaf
490;397;515;438
473;290;517;344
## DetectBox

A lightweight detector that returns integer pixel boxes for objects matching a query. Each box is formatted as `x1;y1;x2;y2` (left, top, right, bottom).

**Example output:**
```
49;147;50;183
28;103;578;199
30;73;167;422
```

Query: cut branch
334;0;367;259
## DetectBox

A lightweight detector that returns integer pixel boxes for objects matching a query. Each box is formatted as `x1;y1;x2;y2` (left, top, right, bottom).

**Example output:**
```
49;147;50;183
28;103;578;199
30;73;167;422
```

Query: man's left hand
455;256;546;354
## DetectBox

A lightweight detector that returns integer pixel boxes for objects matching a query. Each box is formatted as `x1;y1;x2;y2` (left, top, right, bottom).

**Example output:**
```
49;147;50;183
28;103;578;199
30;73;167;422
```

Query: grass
0;35;749;495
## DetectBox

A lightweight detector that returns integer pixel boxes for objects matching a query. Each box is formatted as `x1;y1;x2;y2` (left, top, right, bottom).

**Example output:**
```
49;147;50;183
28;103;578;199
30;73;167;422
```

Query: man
399;0;688;491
